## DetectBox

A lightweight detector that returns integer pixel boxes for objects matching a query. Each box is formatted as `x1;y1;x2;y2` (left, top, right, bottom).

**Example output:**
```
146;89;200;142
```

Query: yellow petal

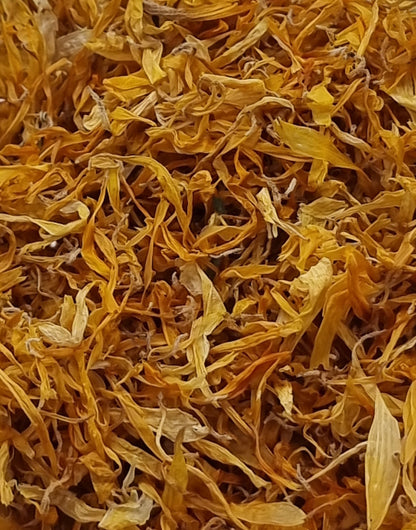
365;391;401;530
275;120;357;169
230;501;306;526
0;442;13;506
99;491;153;530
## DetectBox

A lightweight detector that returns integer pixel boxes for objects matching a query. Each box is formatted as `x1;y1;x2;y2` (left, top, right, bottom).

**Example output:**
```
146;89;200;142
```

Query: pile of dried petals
1;0;416;528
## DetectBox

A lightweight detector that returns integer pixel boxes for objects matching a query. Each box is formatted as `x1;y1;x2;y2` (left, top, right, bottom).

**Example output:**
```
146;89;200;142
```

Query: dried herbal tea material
366;391;401;530
1;0;416;528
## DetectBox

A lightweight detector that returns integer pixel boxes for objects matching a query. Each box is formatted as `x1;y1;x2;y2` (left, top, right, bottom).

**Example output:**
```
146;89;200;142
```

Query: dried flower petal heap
1;0;416;528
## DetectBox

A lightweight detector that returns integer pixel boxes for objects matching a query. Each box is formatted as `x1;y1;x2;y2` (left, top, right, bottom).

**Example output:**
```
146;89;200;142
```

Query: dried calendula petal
140;406;210;443
402;381;416;506
0;442;14;506
98;491;153;530
275;120;357;169
230;500;306;526
37;283;91;346
366;391;401;530
307;83;334;126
